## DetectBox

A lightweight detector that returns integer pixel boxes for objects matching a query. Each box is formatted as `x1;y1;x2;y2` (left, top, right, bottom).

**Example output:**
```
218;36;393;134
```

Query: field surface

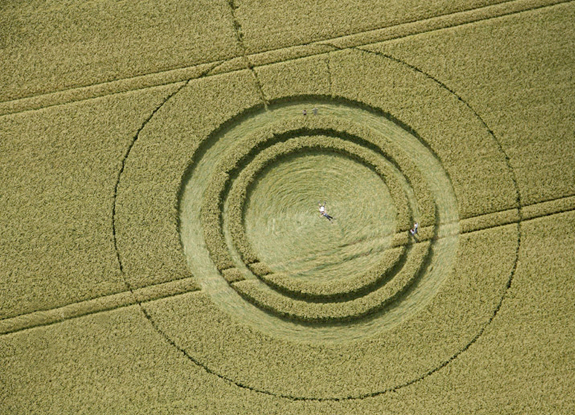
1;0;574;413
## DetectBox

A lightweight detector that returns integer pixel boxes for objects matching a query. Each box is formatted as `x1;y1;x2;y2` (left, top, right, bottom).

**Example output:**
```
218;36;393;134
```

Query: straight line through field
0;0;570;116
0;277;201;336
226;0;269;107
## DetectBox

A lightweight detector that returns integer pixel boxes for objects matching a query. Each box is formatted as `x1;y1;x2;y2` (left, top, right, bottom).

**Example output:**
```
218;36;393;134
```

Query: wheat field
1;0;574;413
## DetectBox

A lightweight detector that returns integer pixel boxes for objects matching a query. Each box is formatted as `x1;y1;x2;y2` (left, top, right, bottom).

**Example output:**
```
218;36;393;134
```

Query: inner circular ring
206;133;416;299
223;135;421;302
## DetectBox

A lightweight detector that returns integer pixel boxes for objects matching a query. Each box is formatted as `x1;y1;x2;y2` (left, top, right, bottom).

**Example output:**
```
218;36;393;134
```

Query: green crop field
1;0;574;413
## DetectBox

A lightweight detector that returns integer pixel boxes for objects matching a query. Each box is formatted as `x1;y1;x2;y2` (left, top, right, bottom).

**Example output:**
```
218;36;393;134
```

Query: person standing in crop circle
319;201;334;222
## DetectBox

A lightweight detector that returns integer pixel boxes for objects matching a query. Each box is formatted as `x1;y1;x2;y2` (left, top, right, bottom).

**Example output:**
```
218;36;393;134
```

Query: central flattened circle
244;151;396;284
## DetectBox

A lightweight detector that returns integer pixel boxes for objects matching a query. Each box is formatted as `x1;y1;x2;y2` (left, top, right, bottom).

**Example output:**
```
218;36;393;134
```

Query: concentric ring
181;100;455;333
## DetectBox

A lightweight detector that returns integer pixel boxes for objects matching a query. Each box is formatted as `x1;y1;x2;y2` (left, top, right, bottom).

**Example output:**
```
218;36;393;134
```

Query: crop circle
114;50;519;399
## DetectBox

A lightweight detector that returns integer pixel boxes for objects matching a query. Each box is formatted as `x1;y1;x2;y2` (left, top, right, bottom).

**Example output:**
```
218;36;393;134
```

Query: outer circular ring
113;49;520;400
